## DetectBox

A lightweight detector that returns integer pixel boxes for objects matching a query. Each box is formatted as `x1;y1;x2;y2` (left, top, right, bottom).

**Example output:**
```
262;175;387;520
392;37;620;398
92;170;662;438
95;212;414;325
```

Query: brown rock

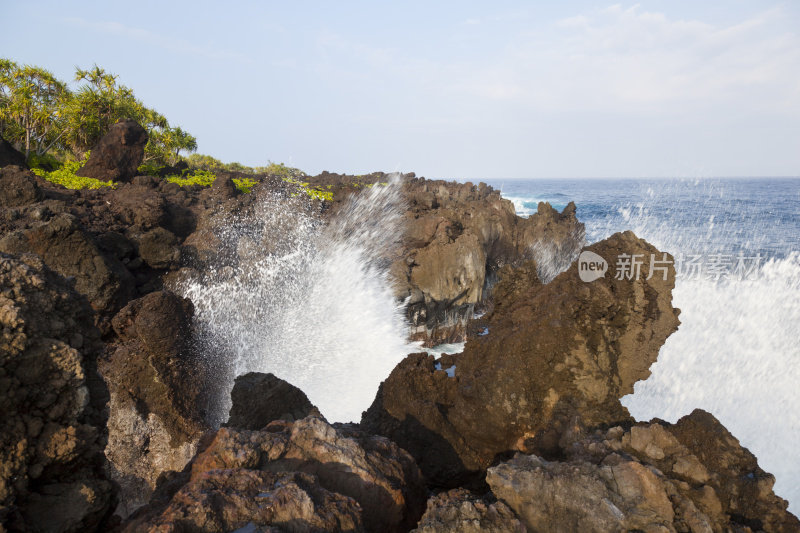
75;119;147;183
121;469;364;533
128;415;426;533
487;454;680;533
135;227;180;269
363;231;680;487
411;489;527;533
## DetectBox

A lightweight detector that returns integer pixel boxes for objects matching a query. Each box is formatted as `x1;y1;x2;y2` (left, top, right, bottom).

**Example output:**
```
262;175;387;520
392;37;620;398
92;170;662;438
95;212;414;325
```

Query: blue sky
2;1;798;178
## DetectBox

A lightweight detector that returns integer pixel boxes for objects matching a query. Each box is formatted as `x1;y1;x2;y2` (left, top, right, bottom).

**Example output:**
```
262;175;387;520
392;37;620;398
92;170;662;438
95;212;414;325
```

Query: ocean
483;177;800;513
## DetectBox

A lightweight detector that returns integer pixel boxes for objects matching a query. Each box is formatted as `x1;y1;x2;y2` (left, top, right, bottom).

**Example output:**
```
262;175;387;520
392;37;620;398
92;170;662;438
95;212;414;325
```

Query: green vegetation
30;151;115;189
165;169;217;187
2;58;314;196
1;59;196;166
282;177;334;202
165;170;257;194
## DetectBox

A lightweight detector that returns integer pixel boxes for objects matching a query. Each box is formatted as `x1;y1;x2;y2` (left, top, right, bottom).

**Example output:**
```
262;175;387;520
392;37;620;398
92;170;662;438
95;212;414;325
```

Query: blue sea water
484;177;800;513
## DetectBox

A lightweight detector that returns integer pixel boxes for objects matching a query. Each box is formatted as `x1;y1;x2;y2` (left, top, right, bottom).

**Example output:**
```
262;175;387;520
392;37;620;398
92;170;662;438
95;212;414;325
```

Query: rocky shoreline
1;127;797;532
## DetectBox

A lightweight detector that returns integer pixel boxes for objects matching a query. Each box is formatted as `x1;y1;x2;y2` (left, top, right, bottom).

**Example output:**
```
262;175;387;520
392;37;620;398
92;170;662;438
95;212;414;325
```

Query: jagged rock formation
0;213;136;323
363;231;681;487
225;372;317;429
122;415;427;533
76;119;148;183
100;290;209;518
0;253;114;532
411;489;526;533
487;409;799;532
397;178;585;345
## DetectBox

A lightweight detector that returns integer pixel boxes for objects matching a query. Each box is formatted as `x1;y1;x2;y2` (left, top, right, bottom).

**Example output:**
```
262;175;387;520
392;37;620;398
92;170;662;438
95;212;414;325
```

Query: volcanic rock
101;290;209;517
0;166;43;208
75;119;147;183
123;415;427;533
135;227;180;270
0;135;26;168
0;213;135;319
0;252;114;532
486;409;799;532
122;470;364;533
225;372;317;429
362;231;681;487
411;489;526;533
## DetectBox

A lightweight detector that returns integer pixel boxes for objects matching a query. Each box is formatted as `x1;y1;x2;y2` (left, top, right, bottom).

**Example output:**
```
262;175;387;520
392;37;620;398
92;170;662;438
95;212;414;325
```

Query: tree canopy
0;59;197;166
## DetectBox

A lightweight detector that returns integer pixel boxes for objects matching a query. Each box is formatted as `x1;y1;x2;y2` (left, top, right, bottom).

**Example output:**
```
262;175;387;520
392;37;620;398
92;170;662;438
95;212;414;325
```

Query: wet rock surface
0;253;114;532
363;230;681;487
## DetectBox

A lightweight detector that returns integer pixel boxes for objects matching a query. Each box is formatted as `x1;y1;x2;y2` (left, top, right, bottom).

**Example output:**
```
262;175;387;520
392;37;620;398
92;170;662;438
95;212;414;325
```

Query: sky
1;1;799;179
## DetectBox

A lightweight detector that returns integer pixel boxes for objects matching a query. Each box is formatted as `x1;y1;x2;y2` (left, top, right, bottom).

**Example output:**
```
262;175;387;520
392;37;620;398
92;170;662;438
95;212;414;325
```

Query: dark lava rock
102;291;209;517
0;135;26;168
76;119;147;183
362;231;681;487
211;173;238;201
0;166;43;208
226;372;317;429
0;213;135;318
0;252;115;532
136;227;180;269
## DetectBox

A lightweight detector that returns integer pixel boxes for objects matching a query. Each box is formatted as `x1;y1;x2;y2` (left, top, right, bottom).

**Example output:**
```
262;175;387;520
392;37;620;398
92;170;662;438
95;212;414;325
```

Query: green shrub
282;177;333;202
30;151;115;189
165;169;216;187
232;177;257;193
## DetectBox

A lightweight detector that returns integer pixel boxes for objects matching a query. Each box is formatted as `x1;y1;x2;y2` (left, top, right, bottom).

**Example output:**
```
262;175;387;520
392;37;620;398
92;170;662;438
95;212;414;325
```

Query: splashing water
491;177;800;512
181;177;416;424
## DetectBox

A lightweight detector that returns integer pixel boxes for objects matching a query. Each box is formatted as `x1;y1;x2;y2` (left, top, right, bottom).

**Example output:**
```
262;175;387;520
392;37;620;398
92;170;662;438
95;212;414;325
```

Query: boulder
225;372;317;429
363;231;681;487
486;410;800;532
75;119;147;183
411;489;526;533
0;252;114;532
122;470;364;533
0;166;42;207
135;227;180;269
101;291;209;517
488;454;680;533
0;213;135;319
123;415;427;533
0;135;26;168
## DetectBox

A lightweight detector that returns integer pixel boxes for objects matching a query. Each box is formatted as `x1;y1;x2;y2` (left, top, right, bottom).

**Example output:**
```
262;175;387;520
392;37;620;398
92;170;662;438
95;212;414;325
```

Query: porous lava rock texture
0;253;114;532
